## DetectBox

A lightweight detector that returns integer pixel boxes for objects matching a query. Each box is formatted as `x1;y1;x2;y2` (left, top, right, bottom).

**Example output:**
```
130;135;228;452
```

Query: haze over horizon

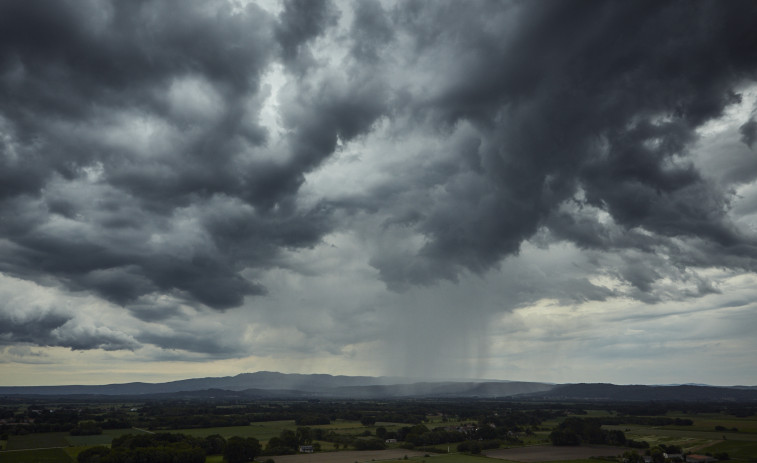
2;0;757;388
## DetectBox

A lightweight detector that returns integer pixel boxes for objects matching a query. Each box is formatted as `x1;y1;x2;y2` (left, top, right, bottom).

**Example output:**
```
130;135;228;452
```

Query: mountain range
1;371;756;401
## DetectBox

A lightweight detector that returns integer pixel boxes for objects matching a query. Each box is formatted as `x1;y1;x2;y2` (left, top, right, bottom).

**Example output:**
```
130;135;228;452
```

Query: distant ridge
518;383;757;401
1;372;755;401
0;371;405;396
0;371;552;398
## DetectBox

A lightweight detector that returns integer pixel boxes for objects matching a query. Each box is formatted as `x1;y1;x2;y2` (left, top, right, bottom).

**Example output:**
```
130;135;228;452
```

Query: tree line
77;432;261;463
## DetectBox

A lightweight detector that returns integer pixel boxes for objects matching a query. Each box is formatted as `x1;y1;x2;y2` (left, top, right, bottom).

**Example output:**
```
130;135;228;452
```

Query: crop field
485;445;630;462
602;412;757;461
606;425;757;443
665;417;757;434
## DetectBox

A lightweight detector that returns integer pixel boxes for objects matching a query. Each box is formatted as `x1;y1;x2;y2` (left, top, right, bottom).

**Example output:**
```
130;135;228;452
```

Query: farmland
0;399;756;463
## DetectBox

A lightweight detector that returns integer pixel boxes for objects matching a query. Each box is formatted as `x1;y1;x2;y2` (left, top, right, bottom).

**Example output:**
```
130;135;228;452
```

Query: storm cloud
1;0;757;385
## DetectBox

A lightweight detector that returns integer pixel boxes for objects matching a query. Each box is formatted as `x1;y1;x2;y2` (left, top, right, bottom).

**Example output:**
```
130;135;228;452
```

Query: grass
4;433;70;451
65;429;129;446
0;448;72;463
599;413;757;460
667;419;757;434
61;447;87;461
620;426;757;443
699;439;757;461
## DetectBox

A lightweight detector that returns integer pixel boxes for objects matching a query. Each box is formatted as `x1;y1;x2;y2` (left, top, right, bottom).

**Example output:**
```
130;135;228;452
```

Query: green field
0;448;72;463
4;433;70;451
701;440;757;461
65;429;131;446
603;412;757;461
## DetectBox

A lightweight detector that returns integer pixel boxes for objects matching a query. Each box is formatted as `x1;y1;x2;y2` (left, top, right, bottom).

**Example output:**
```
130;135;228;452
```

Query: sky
1;0;757;388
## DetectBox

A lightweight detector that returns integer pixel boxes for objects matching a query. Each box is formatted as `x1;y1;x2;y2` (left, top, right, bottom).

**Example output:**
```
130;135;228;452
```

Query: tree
266;437;284;450
280;429;298;450
622;450;645;463
77;446;110;463
361;416;377;426
203;434;227;455
70;420;102;436
549;429;581;446
225;436;261;463
296;427;312;445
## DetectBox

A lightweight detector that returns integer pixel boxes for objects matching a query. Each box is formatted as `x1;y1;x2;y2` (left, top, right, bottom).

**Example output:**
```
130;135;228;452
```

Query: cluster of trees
397;424;465;447
0;406;130;435
294;414;330;425
70;420;103;436
544;415;685;449
5;396;731;458
549;417;628;446
128;401;428;431
264;427;316;455
0;398;671;438
714;425;739;432
77;432;261;463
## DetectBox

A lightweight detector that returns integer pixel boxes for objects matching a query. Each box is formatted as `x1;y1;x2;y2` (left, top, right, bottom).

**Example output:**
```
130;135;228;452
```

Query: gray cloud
742;118;757;149
361;0;757;291
0;0;340;310
276;0;338;72
1;0;757;372
0;310;70;346
0;300;136;352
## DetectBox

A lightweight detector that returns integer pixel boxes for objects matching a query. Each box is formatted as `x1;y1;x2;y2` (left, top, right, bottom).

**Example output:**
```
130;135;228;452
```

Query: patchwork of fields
1;410;756;463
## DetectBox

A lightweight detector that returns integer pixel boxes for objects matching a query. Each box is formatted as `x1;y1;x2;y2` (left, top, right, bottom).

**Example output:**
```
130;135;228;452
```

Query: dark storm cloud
0;306;136;351
742;118;757;149
0;311;70;345
350;0;394;63
368;0;757;289
2;0;757;362
0;0;347;311
136;330;239;357
276;0;338;71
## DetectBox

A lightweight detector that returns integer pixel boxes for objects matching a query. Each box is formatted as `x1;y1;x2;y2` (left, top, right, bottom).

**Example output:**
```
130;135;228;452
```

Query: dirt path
689;440;722;452
268;449;433;463
0;446;66;453
485;445;631;462
132;427;155;434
